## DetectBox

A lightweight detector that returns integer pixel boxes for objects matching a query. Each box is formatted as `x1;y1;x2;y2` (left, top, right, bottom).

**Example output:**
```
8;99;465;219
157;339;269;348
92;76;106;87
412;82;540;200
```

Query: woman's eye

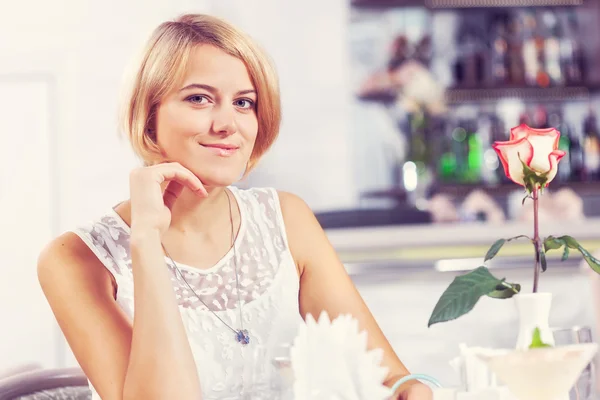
187;95;208;104
235;99;254;109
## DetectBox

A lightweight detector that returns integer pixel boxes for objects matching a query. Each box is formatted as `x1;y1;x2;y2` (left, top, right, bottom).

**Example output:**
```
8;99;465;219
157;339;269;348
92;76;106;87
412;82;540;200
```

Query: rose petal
508;124;561;174
528;134;561;173
544;150;567;185
510;124;560;150
509;124;531;141
493;138;534;186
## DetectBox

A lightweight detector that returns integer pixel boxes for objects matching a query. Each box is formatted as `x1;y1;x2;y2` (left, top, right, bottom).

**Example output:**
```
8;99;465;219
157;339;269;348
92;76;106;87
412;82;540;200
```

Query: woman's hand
129;162;207;236
397;382;434;400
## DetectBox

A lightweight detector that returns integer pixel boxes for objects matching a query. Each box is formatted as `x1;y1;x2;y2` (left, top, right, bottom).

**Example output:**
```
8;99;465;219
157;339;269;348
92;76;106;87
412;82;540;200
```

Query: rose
428;123;600;329
493;124;566;190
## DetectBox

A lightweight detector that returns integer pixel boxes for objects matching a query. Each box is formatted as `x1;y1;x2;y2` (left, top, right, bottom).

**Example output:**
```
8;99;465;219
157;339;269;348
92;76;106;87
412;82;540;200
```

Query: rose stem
532;186;541;293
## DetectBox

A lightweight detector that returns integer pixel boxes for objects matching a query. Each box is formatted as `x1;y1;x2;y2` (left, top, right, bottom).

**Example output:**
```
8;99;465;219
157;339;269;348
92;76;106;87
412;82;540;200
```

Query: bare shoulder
277;191;311;215
276;191;329;274
39;232;91;264
38;232;115;299
277;191;320;233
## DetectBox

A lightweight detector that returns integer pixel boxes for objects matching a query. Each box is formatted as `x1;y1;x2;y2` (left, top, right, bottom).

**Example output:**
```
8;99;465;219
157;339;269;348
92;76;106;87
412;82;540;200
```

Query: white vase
513;292;570;400
514;292;555;351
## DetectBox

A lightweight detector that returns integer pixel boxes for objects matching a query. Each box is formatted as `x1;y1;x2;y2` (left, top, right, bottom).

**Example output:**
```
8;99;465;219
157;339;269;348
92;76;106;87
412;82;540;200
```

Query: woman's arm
38;231;202;400
279;192;432;400
126;228;202;399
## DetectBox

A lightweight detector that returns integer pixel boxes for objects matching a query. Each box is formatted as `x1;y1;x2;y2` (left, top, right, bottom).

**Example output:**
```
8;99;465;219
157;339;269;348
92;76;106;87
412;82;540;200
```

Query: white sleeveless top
72;187;302;399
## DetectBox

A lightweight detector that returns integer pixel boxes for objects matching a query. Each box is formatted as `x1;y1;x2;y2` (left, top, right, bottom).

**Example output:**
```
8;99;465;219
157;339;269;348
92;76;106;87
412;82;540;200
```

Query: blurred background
2;0;600;390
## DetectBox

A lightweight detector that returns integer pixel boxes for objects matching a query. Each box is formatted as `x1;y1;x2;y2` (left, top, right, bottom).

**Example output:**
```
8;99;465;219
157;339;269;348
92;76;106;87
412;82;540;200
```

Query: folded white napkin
290;311;392;400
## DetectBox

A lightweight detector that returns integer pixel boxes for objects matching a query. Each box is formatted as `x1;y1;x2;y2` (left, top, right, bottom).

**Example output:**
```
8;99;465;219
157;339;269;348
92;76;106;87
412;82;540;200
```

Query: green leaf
578;246;600;274
556;236;600;273
522;194;531;205
484;236;531;263
539;248;547;272
562;246;570;262
529;327;552;349
544;235;600;274
510;235;531;242
543;236;564;252
428;266;505;327
487;281;521;299
560;235;580;250
485;239;506;262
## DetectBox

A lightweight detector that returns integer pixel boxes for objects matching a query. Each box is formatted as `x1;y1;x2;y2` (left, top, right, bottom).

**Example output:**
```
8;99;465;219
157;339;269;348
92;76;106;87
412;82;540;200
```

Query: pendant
235;329;250;345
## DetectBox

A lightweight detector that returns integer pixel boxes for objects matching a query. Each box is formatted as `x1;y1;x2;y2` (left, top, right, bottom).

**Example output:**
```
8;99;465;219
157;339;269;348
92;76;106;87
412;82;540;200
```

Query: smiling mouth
200;143;239;157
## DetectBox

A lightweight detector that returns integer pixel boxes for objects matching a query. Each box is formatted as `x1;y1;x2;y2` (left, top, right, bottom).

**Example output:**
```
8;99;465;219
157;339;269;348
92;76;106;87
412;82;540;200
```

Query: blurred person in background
36;13;431;400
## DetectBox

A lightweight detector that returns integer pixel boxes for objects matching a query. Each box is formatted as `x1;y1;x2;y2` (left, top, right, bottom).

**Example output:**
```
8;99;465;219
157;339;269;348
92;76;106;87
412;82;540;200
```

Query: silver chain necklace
162;189;250;346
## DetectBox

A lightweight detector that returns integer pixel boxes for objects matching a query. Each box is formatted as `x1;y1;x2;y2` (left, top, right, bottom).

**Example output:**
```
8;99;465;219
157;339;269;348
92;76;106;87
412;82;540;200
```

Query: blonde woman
38;14;432;400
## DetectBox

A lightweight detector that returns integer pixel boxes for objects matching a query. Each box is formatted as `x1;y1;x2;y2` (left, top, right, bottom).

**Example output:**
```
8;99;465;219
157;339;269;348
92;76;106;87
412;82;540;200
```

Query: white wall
0;78;55;372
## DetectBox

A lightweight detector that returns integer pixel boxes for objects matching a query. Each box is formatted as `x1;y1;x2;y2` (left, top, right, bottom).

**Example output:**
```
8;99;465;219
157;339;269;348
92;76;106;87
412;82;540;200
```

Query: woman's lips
200;143;239;157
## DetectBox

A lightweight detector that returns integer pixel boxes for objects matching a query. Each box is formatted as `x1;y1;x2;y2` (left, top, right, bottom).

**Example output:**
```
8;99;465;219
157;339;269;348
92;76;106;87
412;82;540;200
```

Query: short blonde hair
121;14;281;170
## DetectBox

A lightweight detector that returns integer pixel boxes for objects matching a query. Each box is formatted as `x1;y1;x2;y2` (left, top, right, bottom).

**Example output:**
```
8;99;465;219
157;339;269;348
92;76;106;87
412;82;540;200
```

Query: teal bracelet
390;373;442;393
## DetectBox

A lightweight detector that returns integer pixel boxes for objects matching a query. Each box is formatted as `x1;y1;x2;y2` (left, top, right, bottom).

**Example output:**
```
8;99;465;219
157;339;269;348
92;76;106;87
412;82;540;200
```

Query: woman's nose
211;105;236;136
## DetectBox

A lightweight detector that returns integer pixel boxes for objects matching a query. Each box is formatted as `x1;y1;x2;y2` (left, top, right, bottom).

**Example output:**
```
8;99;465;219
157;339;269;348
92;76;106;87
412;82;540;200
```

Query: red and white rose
493;124;566;188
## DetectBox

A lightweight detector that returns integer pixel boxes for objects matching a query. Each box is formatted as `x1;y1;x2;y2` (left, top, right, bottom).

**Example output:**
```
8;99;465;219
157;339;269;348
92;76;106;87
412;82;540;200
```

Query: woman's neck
168;185;231;236
115;185;238;242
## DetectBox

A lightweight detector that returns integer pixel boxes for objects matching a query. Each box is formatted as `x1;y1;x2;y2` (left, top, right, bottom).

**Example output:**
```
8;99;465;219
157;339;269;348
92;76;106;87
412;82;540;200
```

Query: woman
38;14;432;400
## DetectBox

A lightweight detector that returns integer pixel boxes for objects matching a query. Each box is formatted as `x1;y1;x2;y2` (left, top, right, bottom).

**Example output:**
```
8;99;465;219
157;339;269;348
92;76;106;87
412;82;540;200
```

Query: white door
0;72;58;371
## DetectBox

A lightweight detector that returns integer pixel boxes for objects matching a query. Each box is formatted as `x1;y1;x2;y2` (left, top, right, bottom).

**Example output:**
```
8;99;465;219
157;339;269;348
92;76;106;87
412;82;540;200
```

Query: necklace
162;189;250;346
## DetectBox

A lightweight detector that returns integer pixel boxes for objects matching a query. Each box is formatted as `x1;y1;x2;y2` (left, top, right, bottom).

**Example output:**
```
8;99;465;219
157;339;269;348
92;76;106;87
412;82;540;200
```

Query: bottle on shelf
583;109;600;180
534;10;551;88
452;122;469;182
522;10;539;87
453;17;486;88
506;10;526;86
489;114;509;184
437;124;457;183
465;119;483;183
550;110;572;181
542;10;564;86
490;12;510;86
564;10;585;85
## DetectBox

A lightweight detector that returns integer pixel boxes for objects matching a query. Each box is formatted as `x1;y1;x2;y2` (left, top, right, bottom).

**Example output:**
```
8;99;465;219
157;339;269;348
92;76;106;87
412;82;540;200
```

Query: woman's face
154;44;258;187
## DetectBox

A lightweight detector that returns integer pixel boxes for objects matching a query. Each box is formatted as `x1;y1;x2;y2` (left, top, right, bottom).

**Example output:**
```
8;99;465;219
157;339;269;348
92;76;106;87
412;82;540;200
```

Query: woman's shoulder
38;202;130;298
276;191;316;231
41;200;128;270
54;204;131;284
39;199;129;269
38;231;116;300
39;231;97;267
